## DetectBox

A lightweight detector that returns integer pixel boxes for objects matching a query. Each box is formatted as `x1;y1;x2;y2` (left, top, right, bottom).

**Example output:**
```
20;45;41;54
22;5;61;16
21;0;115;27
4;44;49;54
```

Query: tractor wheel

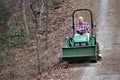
96;42;102;60
96;42;99;53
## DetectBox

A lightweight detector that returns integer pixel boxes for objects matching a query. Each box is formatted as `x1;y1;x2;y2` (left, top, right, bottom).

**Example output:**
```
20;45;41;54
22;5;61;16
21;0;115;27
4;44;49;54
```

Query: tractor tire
96;42;102;60
96;42;99;53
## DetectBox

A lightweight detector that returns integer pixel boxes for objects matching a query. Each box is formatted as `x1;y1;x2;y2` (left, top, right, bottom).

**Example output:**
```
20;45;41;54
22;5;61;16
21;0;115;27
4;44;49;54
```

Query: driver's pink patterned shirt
75;22;91;33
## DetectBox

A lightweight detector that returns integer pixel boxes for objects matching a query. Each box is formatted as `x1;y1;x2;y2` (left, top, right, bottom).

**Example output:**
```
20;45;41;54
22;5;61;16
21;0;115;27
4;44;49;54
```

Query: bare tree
44;0;49;49
20;0;29;37
30;0;45;75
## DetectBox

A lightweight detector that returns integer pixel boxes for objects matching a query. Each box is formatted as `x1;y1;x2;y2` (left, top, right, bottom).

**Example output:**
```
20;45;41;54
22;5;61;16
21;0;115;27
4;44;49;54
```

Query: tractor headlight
81;43;87;46
75;42;88;47
75;43;80;46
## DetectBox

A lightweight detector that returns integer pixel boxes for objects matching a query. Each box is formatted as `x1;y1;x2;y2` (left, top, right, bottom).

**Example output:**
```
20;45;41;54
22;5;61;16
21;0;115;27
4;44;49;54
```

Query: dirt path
70;0;120;80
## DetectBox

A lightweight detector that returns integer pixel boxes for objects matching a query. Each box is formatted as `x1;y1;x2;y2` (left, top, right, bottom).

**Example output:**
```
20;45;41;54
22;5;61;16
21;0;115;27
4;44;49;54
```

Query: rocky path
70;0;120;80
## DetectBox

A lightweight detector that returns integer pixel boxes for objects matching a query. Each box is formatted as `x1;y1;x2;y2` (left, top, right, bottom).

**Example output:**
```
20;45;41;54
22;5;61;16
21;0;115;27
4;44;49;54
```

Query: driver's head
78;16;84;24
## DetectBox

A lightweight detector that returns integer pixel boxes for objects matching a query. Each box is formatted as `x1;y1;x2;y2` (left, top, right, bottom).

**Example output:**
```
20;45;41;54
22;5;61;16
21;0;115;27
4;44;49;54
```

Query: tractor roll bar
72;9;94;34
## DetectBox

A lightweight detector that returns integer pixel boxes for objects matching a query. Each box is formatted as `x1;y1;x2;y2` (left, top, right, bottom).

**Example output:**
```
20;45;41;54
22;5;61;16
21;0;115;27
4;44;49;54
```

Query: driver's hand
78;30;82;33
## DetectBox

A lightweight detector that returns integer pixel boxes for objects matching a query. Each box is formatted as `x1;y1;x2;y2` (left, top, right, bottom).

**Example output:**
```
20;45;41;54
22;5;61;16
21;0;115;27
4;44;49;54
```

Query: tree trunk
20;0;29;37
30;0;45;75
45;1;49;49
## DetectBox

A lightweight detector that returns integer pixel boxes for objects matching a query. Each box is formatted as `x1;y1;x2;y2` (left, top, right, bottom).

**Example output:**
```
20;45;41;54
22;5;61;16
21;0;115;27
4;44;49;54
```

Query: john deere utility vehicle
62;9;102;62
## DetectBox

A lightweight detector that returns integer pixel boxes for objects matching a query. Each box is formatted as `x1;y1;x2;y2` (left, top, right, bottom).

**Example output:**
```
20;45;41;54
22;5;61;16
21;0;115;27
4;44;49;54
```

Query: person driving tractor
75;16;91;41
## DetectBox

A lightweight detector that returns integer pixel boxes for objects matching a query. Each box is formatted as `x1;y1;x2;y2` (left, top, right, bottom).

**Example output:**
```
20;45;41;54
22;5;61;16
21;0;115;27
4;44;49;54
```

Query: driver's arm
86;23;91;33
75;24;80;33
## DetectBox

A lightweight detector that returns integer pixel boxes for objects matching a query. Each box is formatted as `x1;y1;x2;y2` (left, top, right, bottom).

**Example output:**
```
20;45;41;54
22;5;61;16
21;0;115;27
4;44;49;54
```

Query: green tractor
62;9;102;62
